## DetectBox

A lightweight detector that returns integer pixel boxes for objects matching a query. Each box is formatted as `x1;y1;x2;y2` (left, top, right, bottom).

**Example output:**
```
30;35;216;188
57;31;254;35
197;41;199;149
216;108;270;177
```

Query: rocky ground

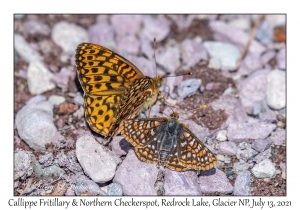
14;14;286;196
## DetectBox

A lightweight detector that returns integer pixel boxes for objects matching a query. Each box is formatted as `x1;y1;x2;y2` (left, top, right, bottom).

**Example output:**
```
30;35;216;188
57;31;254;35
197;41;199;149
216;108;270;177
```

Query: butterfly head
154;76;163;87
170;111;179;120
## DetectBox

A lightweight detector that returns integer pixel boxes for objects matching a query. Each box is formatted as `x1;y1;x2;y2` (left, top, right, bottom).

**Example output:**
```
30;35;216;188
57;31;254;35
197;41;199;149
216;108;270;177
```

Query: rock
229;17;251;31
73;92;84;106
156;45;181;73
236;142;258;161
277;47;286;70
55;150;83;174
33;163;65;180
251;139;271;152
203;41;240;71
27;60;55;95
48;95;66;106
254;147;272;163
15;96;56;152
265;15;286;28
52;66;76;92
255;20;273;45
199;168;234;194
164;169;202;195
116;35;140;55
141;15;170;42
216;154;225;162
260;50;276;67
59;103;78;114
75;180;107;196
110;15;142;36
126;55;157;78
233;170;251;195
14;149;35;180
218;141;237;156
177;79;201;98
252;159;276;178
107;183;123;196
113;150;159;195
24;20;50;36
216;130;228;141
238;53;262;76
88;21;116;49
38;153;54;167
73;106;84;119
167;15;197;30
227;122;276;143
233;162;250;174
180;38;207;69
76;134;121;183
259;110;277;123
111;136;132;157
268;128;286;146
52;21;88;55
266;69;286;109
14;34;41;63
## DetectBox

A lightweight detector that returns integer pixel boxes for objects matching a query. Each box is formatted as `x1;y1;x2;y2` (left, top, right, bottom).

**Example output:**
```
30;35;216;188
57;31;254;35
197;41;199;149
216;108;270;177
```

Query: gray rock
233;170;251;196
52;21;88;55
269;128;286;145
75;180;107;196
236;142;258;161
48;95;66;106
88;22;116;50
14;34;41;63
110;15;142;36
180;38;208;69
156;45;180;73
256;20;273;45
39;153;54;167
73;92;84;106
55;150;83;174
238;53;262;76
259;110;277;123
24;20;50;36
216;130;228;141
33;163;65;180
252;159;276;178
233;162;250;174
113;150;159;195
218;141;237;156
266;69;286;109
164;169;202;195
277;47;286;70
251;139;271;152
76;134;121;183
141;15;170;42
254;147;272;163
14;149;36;180
107;183;123;196
52;66;76;92
177;79;201;98
15;96;56;152
116;35;140;55
227;122;276;143
228;17;251;31
27;60;55;95
203;41;240;71
199;168;234;194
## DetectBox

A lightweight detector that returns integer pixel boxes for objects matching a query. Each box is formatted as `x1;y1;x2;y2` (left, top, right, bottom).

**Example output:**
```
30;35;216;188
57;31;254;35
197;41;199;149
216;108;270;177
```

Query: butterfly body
75;43;162;140
120;112;217;171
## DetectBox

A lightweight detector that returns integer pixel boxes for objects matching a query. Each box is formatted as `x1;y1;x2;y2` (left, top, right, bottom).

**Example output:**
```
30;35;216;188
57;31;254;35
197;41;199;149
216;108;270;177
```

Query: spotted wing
75;43;144;136
177;124;217;171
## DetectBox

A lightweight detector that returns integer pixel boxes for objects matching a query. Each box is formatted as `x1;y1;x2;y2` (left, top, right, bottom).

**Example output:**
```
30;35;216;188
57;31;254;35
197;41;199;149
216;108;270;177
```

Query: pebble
203;41;240;71
113;150;159;195
24;20;50;36
180;38;207;69
38;153;54;167
276;47;286;70
260;50;276;67
255;20;273;45
116;35;140;55
238;69;270;108
88;22;116;49
59;103;79;114
208;57;222;69
218;141;237;156
156;45;181;73
107;183;123;196
252;159;276;178
164;169;202;195
14;34;42;63
227;122;276;143
73;92;84;106
233;162;250;174
73;106;84;119
265;15;286;28
238;53;262;76
268;128;286;145
177;79;201;98
75;180;107;196
216;154;225;162
266;69;286;109
259;110;277;123
167;15;196;30
233;170;251;196
55;151;83;174
33;162;65;181
209;21;266;55
251;139;271;152
228;17;251;31
52;66;76;92
236;142;258;161
52;21;88;55
110;15;142;36
110;136;131;157
141;15;170;42
216;130;228;141
199;168;234;194
280;162;286;173
48;95;66;106
14;149;35;180
254;147;272;163
27;60;56;95
15;96;56;152
76;134;121;183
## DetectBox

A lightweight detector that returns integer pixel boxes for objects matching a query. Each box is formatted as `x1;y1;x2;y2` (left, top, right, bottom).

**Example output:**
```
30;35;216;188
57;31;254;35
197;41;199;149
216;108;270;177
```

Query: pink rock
116;35;140;55
238;53;262;76
156;45;180;73
218;141;237;156
52;66;76;92
110;15;143;36
113;150;159;195
268;128;286;145
111;136;132;156
126;55;156;78
88;22;115;48
141;15;170;42
164;169;202;195
276;47;286;70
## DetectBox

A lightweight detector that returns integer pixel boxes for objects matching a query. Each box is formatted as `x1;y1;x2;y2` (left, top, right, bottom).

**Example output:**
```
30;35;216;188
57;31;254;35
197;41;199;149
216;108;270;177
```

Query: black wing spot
104;115;110;121
98;109;103;115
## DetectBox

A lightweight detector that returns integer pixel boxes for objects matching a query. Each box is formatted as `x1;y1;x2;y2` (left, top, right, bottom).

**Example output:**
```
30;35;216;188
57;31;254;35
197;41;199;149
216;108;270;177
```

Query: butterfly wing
177;123;217;171
75;43;144;136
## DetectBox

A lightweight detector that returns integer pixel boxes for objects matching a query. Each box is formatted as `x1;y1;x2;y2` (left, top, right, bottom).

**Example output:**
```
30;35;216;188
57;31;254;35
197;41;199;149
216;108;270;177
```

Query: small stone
14;149;35;180
251;139;271;152
280;162;286;173
276;47;286;70
227;122;276;144
156;45;181;73
229;17;251;31
33;163;65;181
177;79;201;98
203;41;240;71
164;169;202;195
259;110;277;123
238;53;262;76
216;154;225;162
48;95;66;106
24;20;50;36
107;183;123;196
113;150;159;195
236;142;258;161
73;92;84;106
27;60;55;95
268;128;286;145
88;22;116;49
75;180;107;196
199;168;234;194
39;153;54;167
252;159;276;178
282;172;286;179
52;21;88;55
267;69;286;109
76;134;121;183
116;35;140;55
224;156;231;164
216;130;228;141
218;141;237;156
59;103;79;114
141;15;170;42
73;106;84;119
110;15;142;36
261;50;276;67
254;147;272;163
52;66;76;92
14;34;41;63
233;162;250;174
256;20;273;45
233;170;251;196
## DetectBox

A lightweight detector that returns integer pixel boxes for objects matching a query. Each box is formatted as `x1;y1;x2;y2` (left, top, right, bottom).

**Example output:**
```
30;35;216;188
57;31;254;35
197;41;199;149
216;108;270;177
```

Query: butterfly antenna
159;93;176;114
162;71;192;79
153;37;158;78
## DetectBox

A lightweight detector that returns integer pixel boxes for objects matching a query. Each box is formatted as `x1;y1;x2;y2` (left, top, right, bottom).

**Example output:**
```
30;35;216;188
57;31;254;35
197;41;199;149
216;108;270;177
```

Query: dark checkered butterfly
120;111;217;171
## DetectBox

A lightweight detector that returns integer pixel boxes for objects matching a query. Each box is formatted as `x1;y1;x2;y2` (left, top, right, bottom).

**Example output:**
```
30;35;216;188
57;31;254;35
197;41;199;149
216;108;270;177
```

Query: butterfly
75;43;162;140
120;111;217;171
